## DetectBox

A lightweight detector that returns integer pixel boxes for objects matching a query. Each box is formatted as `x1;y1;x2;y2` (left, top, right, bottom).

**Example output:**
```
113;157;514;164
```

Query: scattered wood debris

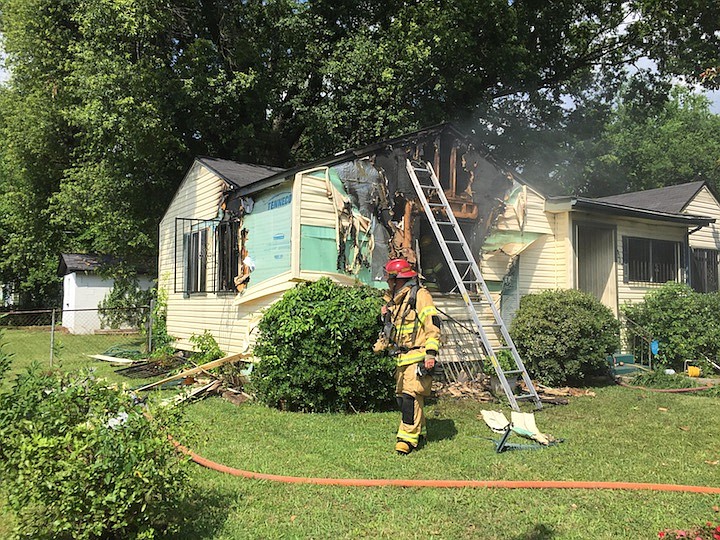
115;357;186;379
433;378;593;405
433;379;495;401
136;352;251;392
533;383;596;398
222;388;252;406
87;354;138;365
136;352;255;408
160;380;222;407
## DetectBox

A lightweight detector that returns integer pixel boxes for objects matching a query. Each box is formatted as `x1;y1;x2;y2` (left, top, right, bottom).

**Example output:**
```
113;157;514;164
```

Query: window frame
690;248;719;293
622;236;682;284
216;220;240;293
183;227;208;294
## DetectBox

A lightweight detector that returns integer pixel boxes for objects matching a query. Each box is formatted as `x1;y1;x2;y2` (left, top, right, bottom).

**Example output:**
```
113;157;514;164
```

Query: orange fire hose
615;379;716;393
168;437;720;493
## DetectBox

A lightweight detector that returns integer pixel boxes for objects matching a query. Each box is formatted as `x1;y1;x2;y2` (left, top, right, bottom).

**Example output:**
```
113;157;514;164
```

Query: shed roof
58;253;115;276
596;181;708;213
58;253;154;277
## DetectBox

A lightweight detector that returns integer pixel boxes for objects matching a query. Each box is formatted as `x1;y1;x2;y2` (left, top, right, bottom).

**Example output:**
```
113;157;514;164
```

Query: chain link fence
1;306;153;367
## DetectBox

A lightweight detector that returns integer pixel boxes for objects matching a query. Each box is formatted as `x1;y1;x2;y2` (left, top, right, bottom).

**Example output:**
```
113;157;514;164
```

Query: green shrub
252;278;395;412
0;366;192;540
629;370;698;389
189;330;224;364
148;287;175;358
98;275;153;330
622;282;720;370
510;289;620;386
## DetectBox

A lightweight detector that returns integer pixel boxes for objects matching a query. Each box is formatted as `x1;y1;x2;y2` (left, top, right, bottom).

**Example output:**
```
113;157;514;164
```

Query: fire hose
167;435;720;494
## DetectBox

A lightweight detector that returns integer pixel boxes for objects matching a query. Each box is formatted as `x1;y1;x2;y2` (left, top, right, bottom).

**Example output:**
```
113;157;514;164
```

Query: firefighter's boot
395;440;412;455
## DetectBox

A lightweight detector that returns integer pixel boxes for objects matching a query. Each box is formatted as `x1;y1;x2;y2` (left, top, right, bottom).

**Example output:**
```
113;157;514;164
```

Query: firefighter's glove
416;352;437;376
424;354;436;371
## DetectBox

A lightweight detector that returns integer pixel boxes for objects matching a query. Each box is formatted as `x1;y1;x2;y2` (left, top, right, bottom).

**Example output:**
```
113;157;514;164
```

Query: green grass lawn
2;328;153;388
174;389;720;539
2;330;719;539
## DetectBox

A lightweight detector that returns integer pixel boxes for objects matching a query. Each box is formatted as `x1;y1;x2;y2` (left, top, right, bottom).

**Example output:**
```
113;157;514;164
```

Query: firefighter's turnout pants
395;364;432;447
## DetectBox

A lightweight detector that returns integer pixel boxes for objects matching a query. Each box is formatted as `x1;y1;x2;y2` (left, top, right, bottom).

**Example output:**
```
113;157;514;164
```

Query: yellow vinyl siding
158;163;223;294
158;162;229;351
158;162;301;354
685;187;720;250
522;187;554;234
615;219;687;306
299;169;336;228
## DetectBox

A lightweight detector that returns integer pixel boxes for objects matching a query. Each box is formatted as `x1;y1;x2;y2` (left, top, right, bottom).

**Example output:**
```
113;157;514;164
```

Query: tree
572;86;720;196
1;0;720;306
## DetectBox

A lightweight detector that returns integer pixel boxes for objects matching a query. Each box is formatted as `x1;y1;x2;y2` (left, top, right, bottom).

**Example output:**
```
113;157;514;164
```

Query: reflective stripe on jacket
383;282;441;366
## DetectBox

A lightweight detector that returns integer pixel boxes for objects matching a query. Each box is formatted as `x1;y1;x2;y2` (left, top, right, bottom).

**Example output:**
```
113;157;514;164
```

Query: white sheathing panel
685;187;720;250
615;218;688;306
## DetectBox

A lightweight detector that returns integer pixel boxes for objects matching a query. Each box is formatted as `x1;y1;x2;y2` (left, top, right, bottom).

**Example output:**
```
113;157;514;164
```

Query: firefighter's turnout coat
382;279;441;448
382;280;441;365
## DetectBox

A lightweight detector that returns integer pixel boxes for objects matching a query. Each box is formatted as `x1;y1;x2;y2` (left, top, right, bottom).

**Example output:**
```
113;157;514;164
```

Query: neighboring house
157;124;718;356
597;181;720;294
58;253;153;334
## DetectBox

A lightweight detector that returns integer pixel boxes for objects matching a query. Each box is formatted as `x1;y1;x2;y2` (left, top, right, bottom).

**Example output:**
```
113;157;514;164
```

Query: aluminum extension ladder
406;159;542;411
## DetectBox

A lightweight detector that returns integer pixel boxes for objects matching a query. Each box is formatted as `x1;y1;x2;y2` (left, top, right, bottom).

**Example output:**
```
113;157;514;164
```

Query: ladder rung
408;158;541;411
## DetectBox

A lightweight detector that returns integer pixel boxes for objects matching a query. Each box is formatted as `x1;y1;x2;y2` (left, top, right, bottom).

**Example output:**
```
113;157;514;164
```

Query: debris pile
432;377;595;405
132;352;254;408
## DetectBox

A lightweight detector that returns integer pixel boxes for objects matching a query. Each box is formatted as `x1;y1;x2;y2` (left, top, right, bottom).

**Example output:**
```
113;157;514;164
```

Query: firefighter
380;258;441;455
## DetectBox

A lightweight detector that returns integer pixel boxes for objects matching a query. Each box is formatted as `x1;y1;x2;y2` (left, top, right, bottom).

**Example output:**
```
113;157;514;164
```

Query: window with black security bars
216;220;240;292
175;218;214;294
691;248;719;292
623;237;681;284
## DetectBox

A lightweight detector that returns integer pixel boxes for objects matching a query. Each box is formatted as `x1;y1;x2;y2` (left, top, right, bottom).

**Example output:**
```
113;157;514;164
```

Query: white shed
58;254;153;334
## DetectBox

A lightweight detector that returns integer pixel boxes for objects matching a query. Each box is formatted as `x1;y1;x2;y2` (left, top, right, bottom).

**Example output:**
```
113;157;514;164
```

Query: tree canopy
0;0;719;306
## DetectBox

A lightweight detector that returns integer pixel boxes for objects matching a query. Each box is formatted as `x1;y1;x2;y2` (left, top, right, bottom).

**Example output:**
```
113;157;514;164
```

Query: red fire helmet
384;258;417;279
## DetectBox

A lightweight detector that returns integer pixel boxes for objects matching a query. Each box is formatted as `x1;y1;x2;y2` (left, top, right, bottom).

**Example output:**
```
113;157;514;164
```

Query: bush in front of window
510;289;620;386
251;278;395;413
622;282;720;370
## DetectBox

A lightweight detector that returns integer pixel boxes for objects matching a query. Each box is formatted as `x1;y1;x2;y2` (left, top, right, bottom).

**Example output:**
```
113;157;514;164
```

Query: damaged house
157;124;720;370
